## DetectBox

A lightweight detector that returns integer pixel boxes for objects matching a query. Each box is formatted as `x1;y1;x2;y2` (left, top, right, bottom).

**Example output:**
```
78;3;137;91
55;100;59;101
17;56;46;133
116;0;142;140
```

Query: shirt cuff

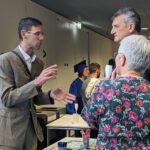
48;90;54;104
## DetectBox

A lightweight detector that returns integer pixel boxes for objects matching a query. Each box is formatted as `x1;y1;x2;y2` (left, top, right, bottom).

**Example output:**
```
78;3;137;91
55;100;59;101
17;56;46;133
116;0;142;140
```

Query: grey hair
118;35;150;74
112;7;141;32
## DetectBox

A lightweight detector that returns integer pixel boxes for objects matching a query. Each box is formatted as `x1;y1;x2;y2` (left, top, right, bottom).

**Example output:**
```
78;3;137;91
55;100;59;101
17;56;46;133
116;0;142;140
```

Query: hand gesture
50;88;76;104
110;68;120;80
33;64;58;87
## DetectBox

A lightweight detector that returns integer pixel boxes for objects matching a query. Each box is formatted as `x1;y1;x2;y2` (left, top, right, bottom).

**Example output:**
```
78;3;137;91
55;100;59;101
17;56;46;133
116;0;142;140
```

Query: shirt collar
18;45;36;63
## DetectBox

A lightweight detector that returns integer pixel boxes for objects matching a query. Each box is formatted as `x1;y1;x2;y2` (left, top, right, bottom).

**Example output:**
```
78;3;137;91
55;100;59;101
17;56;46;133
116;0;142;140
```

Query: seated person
81;35;150;149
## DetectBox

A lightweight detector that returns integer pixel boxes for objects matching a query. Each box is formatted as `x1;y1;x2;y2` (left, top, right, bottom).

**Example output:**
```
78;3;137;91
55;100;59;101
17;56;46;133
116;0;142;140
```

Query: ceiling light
141;27;149;30
76;22;82;29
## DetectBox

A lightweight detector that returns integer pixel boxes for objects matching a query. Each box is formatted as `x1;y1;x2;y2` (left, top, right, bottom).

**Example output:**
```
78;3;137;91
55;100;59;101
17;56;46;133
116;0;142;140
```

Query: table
36;105;66;149
46;114;91;145
37;111;56;122
43;137;96;150
36;105;66;120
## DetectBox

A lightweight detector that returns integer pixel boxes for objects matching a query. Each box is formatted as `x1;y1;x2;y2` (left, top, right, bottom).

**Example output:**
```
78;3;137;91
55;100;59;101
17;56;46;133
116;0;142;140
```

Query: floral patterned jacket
81;77;150;150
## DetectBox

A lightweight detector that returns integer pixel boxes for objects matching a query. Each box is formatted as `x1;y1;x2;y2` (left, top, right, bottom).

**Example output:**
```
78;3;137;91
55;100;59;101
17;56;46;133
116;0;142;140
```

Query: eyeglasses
27;31;45;36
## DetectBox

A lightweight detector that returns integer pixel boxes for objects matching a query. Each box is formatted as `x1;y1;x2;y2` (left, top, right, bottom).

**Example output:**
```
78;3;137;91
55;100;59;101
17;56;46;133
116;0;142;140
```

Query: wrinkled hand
33;64;58;87
50;88;76;104
110;69;116;80
110;68;120;80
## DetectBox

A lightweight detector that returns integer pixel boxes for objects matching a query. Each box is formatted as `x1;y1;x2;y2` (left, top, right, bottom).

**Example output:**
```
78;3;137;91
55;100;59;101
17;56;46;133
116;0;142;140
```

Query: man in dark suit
0;17;75;150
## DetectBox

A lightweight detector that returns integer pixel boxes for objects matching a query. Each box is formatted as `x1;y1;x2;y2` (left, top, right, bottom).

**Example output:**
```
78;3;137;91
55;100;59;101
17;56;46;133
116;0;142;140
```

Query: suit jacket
0;47;53;148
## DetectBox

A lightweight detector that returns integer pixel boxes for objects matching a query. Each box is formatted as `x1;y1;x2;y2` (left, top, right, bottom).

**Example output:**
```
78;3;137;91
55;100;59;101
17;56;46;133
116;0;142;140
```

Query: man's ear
21;30;27;39
129;23;135;33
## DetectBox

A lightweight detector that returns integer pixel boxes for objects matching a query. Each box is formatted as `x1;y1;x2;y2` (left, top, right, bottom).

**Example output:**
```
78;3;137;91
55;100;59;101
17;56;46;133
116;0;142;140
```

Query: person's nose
39;35;44;41
110;28;114;35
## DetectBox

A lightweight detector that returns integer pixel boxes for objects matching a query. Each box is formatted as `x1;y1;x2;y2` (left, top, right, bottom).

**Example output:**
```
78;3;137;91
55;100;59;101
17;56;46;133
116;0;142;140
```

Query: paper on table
72;114;79;124
47;115;90;128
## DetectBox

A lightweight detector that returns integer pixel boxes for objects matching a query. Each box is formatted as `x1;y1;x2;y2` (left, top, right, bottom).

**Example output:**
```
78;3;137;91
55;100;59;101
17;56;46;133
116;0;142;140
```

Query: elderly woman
81;35;150;150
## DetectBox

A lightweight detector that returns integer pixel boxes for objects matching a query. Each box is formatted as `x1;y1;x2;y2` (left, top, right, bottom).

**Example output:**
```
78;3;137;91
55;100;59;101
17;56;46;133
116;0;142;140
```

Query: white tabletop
46;114;90;130
43;137;96;150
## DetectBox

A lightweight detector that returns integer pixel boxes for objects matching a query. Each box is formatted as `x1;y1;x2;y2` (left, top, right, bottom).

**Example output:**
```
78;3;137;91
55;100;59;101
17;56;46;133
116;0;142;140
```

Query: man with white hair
81;35;150;149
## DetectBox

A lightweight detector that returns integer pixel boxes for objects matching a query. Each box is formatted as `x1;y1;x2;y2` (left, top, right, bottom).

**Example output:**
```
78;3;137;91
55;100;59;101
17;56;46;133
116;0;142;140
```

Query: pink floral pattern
81;77;150;149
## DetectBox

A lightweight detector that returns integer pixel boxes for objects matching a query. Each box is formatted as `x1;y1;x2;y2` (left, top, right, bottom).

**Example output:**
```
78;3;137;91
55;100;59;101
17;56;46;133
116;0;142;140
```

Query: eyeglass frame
27;31;45;36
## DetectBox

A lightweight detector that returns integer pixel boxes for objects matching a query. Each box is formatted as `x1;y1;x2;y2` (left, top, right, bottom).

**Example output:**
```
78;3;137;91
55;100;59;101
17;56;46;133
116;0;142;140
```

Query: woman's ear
120;54;126;67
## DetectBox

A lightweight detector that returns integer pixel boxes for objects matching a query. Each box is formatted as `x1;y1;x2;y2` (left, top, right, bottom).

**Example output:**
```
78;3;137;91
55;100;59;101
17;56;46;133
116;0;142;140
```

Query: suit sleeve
34;88;54;105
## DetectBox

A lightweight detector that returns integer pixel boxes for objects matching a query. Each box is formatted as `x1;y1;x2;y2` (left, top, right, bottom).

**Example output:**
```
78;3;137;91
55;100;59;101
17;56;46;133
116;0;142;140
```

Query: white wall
89;31;118;76
0;0;118;106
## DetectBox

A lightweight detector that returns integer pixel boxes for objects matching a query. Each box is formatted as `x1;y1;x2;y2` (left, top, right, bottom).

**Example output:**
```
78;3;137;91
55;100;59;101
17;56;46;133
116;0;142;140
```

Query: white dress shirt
18;45;36;72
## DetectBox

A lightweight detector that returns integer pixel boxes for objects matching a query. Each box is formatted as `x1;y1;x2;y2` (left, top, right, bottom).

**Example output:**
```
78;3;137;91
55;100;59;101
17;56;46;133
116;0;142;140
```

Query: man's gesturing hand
33;64;58;87
50;88;76;104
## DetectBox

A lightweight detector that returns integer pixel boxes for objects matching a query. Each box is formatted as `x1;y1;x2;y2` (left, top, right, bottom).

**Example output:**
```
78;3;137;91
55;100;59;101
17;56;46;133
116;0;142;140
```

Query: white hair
118;35;150;74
